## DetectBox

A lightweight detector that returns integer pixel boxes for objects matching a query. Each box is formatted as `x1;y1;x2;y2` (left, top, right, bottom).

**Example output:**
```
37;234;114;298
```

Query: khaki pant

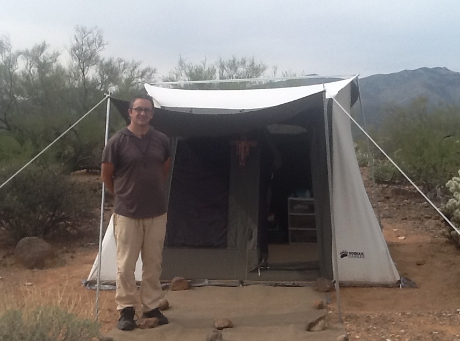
113;213;167;312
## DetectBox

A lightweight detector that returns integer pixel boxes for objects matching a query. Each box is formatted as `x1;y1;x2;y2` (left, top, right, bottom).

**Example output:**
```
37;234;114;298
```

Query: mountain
359;67;460;126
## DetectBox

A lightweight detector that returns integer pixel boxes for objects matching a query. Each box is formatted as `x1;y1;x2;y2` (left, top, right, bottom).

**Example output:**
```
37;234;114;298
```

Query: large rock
14;237;56;269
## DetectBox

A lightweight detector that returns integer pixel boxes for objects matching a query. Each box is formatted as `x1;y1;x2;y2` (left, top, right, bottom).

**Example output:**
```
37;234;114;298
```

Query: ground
1;170;460;340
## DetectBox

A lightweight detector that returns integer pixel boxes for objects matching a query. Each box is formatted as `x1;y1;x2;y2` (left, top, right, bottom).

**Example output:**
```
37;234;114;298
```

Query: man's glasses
132;107;153;114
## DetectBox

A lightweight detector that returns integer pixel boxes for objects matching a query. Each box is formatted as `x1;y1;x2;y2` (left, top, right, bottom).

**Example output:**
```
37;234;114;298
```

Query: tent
87;76;400;286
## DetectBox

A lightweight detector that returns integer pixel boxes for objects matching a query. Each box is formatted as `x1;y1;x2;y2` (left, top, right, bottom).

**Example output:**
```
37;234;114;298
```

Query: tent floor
247;243;320;282
106;285;345;341
267;243;318;264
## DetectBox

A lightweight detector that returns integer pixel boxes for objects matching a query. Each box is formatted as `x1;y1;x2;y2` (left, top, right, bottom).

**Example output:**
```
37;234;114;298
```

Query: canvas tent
87;77;400;286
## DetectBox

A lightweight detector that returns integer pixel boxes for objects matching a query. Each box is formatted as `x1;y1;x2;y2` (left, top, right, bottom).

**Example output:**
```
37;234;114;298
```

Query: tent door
246;130;321;281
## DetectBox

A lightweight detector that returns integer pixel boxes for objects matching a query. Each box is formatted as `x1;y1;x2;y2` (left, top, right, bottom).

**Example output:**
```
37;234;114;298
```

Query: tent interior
167;130;317;261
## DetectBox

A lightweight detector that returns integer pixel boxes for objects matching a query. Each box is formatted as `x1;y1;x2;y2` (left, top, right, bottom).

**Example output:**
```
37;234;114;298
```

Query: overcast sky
1;0;459;79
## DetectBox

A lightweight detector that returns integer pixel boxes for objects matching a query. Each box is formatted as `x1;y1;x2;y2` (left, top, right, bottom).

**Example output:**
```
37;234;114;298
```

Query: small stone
416;260;425;266
337;335;349;341
206;329;223;341
313;299;325;309
315;277;333;292
214;317;233;330
159;298;170;310
170;276;190;291
398;236;406;240
24;282;34;286
138;317;159;329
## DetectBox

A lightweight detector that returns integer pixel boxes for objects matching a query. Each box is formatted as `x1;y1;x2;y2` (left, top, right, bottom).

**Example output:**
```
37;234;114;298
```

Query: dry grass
0;279;94;319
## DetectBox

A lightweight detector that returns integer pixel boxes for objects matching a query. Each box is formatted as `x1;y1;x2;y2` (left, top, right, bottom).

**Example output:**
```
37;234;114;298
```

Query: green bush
0;305;100;341
0;164;95;244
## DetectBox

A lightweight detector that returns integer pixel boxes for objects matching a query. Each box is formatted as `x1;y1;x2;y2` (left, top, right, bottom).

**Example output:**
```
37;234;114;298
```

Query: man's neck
127;124;150;137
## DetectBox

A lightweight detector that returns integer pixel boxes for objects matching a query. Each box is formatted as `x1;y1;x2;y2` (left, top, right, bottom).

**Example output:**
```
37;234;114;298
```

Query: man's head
128;95;154;128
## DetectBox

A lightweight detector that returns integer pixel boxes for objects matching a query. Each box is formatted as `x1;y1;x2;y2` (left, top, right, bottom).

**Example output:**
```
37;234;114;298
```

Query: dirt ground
2;170;460;340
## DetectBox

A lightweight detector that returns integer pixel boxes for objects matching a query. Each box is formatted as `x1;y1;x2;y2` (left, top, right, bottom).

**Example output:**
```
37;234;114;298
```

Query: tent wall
331;85;399;285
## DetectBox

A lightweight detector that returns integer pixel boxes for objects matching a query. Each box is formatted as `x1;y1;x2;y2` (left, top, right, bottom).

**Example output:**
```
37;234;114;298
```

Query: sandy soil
1;170;460;340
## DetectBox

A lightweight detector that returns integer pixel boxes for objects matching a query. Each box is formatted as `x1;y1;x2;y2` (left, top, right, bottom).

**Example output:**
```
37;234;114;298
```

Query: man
101;95;171;331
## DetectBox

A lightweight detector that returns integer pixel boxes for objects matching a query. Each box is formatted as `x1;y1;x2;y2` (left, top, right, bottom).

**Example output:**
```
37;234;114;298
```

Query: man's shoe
142;308;169;325
117;307;137;331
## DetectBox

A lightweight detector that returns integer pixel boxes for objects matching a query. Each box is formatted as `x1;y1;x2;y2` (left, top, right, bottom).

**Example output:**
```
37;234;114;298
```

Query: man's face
129;98;154;127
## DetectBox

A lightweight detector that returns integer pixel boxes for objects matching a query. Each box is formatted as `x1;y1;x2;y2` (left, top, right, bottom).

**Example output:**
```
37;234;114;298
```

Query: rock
306;314;327;331
206;329;223;341
315;277;333;292
214;317;233;330
14;237;56;269
382;212;393;219
313;299;325;309
159;298;170;310
416;259;425;266
138;317;159;329
337;334;349;341
170;276;190;291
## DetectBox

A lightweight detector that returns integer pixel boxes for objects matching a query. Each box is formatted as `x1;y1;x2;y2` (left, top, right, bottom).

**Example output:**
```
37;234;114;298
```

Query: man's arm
163;157;171;179
101;162;115;195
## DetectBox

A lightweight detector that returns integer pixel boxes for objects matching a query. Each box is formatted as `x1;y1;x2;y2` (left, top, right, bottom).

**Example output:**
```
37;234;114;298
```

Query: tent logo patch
340;250;365;259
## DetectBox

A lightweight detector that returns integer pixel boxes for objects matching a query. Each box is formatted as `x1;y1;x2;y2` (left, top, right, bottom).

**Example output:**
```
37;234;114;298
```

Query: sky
0;0;459;79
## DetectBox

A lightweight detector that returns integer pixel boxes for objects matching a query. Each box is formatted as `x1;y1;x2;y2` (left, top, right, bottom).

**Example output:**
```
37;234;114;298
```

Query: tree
69;26;106;113
0;36;20;132
163;56;268;90
162;56;218;89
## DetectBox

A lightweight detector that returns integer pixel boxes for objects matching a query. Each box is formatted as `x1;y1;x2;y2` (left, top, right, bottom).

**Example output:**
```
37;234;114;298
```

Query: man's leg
140;213;167;321
113;214;144;311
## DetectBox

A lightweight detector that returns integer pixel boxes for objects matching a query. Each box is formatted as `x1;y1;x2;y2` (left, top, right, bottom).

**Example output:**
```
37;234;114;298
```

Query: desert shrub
376;98;460;192
372;158;403;184
443;170;460;227
0;305;100;341
0;164;94;244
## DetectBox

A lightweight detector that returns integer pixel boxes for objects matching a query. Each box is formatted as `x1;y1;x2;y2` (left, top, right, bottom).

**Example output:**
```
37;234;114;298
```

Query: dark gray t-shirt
102;127;170;218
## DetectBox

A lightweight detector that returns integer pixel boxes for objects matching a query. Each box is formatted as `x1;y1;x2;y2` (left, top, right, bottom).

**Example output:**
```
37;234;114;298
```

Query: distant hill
359;67;460;126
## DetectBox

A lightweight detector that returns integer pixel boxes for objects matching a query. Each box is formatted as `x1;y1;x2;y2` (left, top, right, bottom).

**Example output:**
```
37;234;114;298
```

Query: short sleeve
102;134;119;166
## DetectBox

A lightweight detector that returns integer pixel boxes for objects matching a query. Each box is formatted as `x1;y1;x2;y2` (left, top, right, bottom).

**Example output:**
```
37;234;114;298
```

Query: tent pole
355;78;382;229
322;88;342;323
95;93;112;320
330;96;460;235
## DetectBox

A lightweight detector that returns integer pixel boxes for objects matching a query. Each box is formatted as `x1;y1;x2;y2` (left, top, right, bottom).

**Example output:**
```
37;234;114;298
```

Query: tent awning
112;77;357;137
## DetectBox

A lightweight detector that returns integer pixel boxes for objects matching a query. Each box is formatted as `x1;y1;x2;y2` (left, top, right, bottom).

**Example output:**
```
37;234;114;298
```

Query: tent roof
112;77;358;137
